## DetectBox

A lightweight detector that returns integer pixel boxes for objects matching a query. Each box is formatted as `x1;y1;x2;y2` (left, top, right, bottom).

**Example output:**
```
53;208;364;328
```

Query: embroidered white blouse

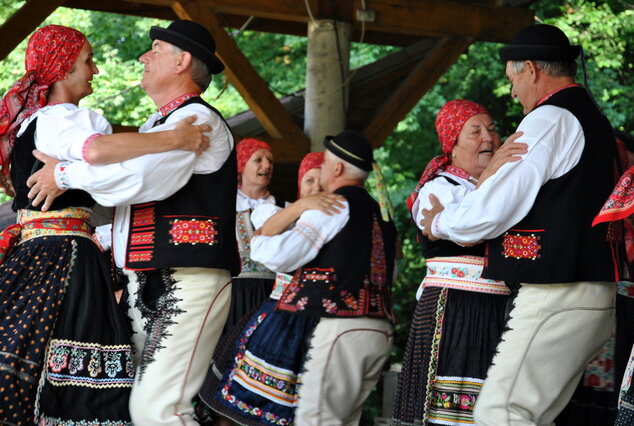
18;103;112;162
430;105;585;245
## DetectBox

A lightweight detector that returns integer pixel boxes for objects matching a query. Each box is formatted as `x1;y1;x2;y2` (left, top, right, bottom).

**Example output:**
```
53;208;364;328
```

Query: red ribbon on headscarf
0;25;86;175
297;151;324;197
406;99;490;211
236;138;272;176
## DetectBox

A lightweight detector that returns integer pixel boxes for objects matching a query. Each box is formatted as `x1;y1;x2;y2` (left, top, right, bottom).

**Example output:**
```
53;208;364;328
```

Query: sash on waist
423;255;510;295
235;270;276;280
17;208;93;243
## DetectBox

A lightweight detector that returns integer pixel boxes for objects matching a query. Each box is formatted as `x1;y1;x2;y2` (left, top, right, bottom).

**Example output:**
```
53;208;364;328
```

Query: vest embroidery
169;218;218;245
235;210;272;275
501;230;543;260
128;203;157;265
371;217;387;286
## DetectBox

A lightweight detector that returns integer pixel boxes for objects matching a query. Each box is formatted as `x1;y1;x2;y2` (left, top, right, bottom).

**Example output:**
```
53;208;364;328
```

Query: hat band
328;139;366;162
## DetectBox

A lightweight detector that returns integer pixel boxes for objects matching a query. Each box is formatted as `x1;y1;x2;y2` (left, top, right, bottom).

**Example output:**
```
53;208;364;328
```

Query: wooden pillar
304;19;350;152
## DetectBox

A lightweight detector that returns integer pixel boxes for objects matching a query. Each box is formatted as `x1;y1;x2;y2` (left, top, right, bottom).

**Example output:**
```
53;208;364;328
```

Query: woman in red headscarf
197;152;345;426
222;138;287;335
0;25;208;425
392;100;525;426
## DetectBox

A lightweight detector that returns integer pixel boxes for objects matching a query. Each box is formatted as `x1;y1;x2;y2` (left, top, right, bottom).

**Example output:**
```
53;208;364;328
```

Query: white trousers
295;317;393;426
473;281;615;426
124;267;231;426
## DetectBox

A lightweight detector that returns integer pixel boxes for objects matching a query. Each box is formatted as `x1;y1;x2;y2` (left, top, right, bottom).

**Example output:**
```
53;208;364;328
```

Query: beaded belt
422;255;510;295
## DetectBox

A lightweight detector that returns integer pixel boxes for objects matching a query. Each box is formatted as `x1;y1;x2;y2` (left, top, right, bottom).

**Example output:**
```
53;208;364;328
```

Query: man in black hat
249;131;397;424
420;24;619;425
26;20;239;425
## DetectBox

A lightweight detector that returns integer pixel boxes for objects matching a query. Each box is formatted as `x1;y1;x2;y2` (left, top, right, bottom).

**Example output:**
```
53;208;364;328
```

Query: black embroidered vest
125;97;240;275
11;118;95;211
418;176;485;258
276;185;397;321
482;87;617;283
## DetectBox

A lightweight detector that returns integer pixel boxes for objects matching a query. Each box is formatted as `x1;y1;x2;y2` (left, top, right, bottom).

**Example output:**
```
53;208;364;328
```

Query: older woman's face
299;168;322;198
241;148;274;189
451;114;500;178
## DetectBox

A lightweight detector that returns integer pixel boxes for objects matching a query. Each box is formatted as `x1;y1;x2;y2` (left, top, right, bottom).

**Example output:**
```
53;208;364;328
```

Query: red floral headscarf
236;138;272;176
592;134;634;226
406;99;490;210
297;151;324;197
0;25;86;175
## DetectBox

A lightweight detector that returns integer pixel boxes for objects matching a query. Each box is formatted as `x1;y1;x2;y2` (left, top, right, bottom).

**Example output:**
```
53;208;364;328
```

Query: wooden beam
63;0;424;47
0;0;67;61
172;1;309;162
64;0;177;19
111;0;531;42
363;36;473;148
358;0;533;43
315;0;354;21
64;0;532;43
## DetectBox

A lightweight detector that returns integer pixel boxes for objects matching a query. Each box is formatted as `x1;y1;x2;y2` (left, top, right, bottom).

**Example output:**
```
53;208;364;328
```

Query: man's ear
525;60;539;83
175;51;193;74
333;161;344;177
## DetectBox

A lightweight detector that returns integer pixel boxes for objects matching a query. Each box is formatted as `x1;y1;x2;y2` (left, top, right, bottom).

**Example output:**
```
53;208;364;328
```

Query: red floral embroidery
132;208;155;227
169;219;218;245
130;232;154;246
301;268;335;284
502;232;541;260
370;217;387;286
159;92;200;117
128;251;152;263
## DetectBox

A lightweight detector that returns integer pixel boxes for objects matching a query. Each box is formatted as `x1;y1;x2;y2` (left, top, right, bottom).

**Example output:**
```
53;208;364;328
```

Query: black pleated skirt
0;236;133;425
391;287;508;425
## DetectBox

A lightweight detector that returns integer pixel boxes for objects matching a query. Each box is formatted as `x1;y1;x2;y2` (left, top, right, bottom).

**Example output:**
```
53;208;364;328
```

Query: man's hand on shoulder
174;115;211;155
26;150;65;211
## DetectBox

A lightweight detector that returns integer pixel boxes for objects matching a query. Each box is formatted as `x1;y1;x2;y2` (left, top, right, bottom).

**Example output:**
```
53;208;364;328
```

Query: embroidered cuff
82;133;102;163
55;162;72;190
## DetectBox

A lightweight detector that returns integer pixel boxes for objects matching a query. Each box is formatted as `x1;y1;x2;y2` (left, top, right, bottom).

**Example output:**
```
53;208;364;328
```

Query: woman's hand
477;132;527;187
173;115;211;155
295;192;346;216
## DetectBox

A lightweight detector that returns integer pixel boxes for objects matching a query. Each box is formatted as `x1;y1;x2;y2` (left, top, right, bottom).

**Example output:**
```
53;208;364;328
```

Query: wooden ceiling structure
0;0;534;159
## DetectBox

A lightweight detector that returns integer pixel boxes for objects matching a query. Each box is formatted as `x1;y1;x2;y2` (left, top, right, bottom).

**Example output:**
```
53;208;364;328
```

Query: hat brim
499;44;581;62
150;26;225;74
324;137;373;172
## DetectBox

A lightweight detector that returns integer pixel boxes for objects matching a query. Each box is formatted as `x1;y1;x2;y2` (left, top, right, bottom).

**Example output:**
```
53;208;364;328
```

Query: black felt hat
324;131;374;172
150;20;225;74
499;24;580;62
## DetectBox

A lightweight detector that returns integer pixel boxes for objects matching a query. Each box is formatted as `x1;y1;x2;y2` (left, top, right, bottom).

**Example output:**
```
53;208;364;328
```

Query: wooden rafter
80;0;532;43
172;1;309;162
361;0;532;42
363;35;473;147
62;0;424;47
0;0;68;62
